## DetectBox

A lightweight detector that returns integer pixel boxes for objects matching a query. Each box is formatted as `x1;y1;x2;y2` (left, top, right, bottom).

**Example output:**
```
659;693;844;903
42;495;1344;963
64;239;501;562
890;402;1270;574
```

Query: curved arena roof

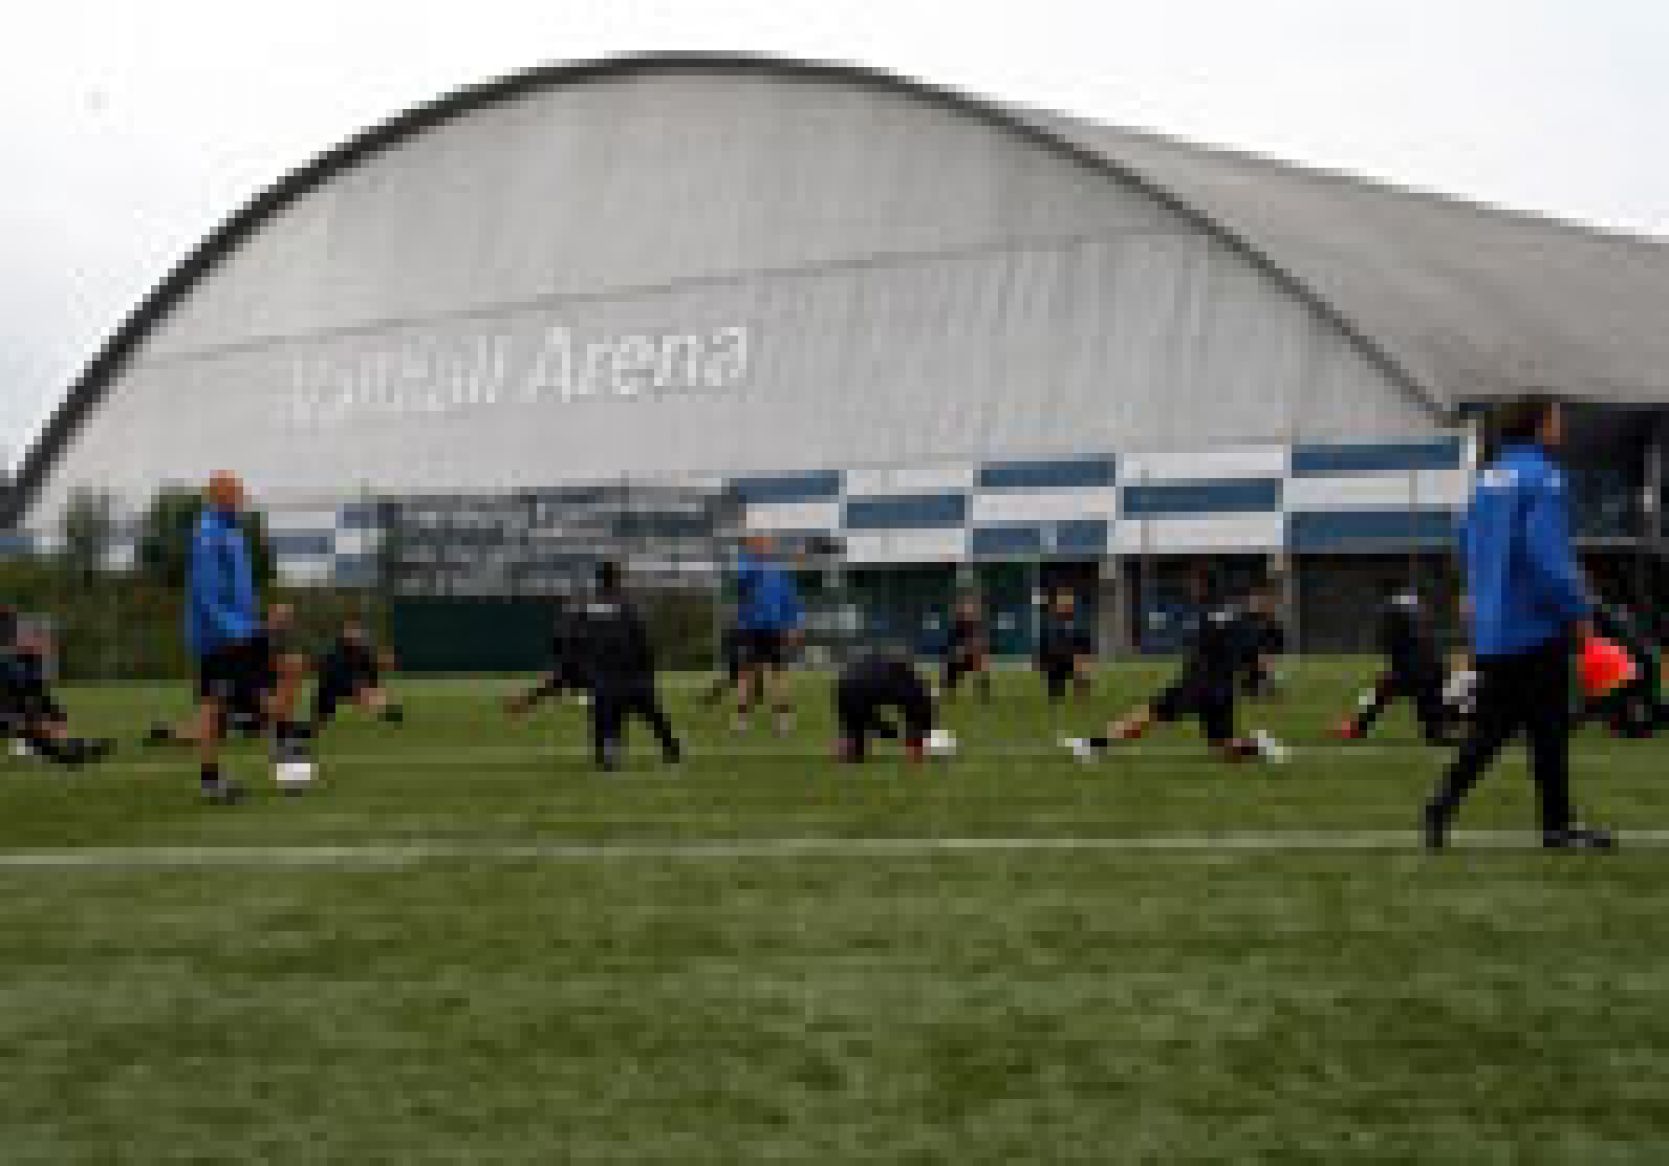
10;51;1669;523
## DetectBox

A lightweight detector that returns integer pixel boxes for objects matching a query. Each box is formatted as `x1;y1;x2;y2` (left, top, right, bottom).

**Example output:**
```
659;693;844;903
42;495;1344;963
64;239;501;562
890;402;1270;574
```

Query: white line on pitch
72;736;1645;776
1;831;1667;869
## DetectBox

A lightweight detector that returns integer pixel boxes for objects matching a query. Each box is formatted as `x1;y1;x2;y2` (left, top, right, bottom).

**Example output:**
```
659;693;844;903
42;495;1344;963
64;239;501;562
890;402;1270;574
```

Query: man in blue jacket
187;471;266;803
1424;397;1613;851
733;535;804;735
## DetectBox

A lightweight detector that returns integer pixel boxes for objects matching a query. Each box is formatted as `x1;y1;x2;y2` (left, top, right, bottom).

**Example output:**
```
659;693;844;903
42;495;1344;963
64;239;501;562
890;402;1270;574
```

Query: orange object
1580;635;1638;700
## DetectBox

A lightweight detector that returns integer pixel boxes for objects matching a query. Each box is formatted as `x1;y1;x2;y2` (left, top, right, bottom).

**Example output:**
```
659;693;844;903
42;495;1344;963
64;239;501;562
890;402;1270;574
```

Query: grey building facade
9;54;1667;650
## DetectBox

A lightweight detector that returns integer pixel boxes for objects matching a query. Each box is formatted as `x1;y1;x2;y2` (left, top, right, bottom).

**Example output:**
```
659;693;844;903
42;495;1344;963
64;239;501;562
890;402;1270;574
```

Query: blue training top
734;549;803;633
186;506;259;658
1460;442;1590;658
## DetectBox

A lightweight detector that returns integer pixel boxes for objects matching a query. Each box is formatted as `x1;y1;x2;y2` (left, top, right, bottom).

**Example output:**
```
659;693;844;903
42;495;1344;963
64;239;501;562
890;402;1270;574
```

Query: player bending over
1063;589;1286;764
940;594;992;703
835;648;938;763
312;620;403;730
1036;589;1093;704
1;623;114;768
1334;589;1456;744
572;561;683;772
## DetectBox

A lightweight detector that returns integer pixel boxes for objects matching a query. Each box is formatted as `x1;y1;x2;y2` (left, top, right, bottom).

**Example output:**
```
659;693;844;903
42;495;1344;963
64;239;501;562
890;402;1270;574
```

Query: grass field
1;660;1665;1162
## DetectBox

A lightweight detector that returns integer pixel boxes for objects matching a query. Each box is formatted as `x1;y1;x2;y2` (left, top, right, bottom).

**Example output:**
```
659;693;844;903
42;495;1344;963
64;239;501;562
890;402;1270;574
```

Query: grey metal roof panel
1022;110;1669;407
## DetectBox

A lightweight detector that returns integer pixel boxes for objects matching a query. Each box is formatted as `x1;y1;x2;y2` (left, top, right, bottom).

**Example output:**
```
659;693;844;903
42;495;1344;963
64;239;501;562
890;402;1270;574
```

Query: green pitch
1;661;1665;1162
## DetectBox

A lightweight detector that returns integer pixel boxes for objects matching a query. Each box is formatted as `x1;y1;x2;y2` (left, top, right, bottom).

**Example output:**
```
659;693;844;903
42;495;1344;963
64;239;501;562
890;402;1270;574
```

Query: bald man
732;535;804;735
186;472;266;803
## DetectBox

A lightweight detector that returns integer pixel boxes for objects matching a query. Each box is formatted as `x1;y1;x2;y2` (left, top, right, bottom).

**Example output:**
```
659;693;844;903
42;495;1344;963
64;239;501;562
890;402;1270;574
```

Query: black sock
200;763;222;790
1086;736;1111;750
25;733;73;764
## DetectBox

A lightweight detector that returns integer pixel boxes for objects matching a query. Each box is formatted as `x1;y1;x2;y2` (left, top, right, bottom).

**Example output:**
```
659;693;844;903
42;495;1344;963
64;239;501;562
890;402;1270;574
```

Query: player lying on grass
1334;588;1459;745
940;594;992;704
1572;603;1666;738
310;620;403;730
1036;589;1093;704
147;601;309;747
1062;584;1286;764
571;560;683;772
505;598;589;718
0;623;114;768
834;648;941;764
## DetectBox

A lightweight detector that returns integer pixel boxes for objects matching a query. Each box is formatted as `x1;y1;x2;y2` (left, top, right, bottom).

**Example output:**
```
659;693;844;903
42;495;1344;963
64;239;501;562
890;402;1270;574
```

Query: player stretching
1334;589;1455;744
835;648;938;764
1;620;114;767
1036;589;1093;704
1063;586;1286;764
506;598;587;718
941;594;991;703
733;535;803;735
572;561;682;773
311;620;403;730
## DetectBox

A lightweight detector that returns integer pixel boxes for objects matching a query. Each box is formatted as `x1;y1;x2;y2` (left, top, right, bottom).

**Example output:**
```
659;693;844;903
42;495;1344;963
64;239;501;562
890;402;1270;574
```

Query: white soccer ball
274;760;317;791
924;729;959;759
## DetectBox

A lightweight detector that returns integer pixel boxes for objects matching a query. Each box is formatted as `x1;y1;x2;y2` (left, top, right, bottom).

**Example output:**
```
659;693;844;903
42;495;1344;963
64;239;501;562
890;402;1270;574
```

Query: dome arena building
9;53;1668;653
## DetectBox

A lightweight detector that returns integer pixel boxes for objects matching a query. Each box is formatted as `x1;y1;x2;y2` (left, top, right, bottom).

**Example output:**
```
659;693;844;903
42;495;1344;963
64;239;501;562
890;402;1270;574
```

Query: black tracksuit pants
1357;658;1449;742
590;676;679;765
1428;635;1573;835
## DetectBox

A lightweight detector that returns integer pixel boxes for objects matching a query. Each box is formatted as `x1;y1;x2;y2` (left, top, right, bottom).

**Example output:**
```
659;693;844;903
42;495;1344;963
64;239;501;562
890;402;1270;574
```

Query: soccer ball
274;759;316;794
924;729;959;759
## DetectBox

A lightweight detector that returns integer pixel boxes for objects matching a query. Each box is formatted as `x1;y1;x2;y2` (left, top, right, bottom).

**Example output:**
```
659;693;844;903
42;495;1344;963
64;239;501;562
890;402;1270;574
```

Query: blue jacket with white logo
1461;442;1590;658
187;506;259;658
734;549;803;633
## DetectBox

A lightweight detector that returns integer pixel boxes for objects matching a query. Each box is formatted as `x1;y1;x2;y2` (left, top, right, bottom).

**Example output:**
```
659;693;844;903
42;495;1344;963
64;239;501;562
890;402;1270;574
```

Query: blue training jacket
186;506;259;658
1461;442;1590;658
734;549;803;633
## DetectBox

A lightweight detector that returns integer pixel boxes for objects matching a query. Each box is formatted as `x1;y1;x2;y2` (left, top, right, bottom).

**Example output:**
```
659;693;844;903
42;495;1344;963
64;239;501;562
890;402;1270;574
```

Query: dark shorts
320;665;380;702
197;638;273;705
738;628;789;669
1153;680;1236;744
2;685;63;728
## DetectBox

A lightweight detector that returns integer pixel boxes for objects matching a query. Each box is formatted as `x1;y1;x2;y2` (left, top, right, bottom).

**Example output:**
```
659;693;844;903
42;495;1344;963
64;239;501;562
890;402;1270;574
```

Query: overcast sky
4;0;1666;463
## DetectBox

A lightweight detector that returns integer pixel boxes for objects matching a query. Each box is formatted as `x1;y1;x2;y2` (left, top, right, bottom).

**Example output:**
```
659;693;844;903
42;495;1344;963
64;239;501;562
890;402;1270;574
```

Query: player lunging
1063;585;1286;764
311;620;403;730
1334;589;1456;744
